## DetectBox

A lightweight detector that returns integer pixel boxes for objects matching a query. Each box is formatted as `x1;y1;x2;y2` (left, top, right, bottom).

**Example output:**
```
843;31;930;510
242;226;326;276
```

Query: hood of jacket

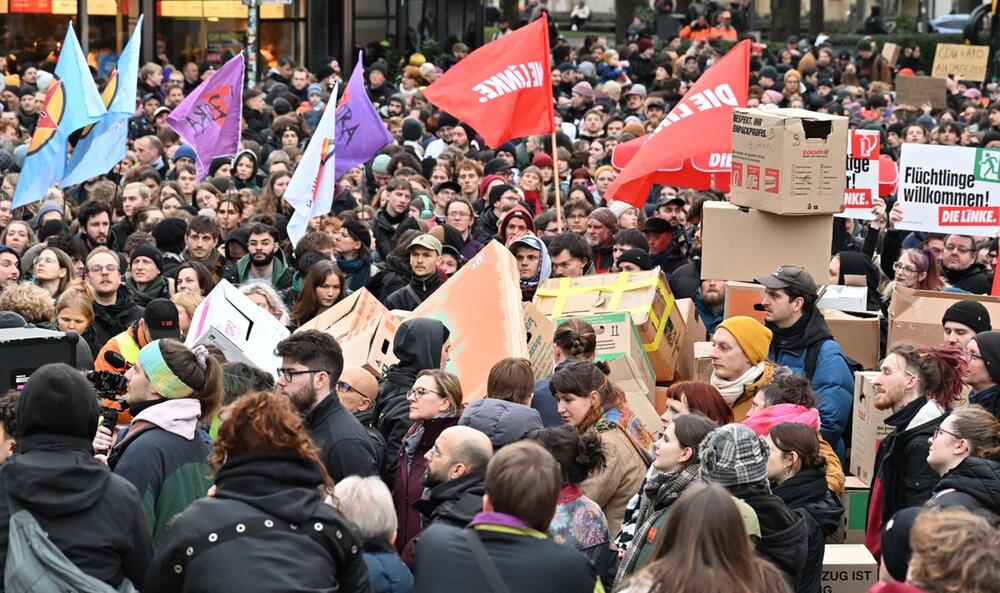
131;398;202;440
2;444;112;518
236;247;291;284
458;399;543;450
733;486;808;577
412;468;486;523
770;309;835;352
391;317;449;373
935;456;1000;512
94;285;140;323
214;450;327;524
773;466;844;536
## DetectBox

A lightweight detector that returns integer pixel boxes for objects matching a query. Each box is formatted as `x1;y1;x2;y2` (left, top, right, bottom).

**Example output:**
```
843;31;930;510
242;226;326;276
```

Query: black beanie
402;119;422;142
942;300;992;334
341;220;371;251
974;331;1000;384
130;244;164;272
488;183;517;207
881;507;920;582
17;363;100;446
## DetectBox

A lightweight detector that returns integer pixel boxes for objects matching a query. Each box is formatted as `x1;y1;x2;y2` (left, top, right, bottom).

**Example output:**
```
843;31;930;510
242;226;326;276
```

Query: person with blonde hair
926;404;1000;517
170;290;202;340
906;507;1000;593
54;280;96;336
0;281;54;325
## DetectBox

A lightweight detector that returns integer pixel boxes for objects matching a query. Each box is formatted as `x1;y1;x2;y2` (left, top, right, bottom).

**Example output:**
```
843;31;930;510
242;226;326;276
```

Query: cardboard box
822;309;881;370
730;107;848;215
701;201;834;283
723;281;766;324
413;241;531;402
534;270;686;381
296;288;400;378
625;388;664;436
817;285;869;313
674;298;708;381
850;371;894;484
186;279;290;379
888;285;1000;348
881;42;900;67
834;477;872;545
821;545;877;593
557;312;656;401
693;341;714;382
523;303;555;382
895;75;948;110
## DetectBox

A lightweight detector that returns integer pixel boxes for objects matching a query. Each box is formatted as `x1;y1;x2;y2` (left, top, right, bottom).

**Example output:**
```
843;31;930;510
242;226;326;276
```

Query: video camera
87;351;131;433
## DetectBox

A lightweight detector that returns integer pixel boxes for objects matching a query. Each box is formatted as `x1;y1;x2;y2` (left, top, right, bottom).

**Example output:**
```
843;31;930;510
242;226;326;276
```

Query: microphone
752;303;766;311
103;351;131;371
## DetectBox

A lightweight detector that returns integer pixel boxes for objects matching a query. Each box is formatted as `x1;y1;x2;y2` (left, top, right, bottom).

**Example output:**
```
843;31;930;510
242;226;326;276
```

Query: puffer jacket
927;456;1000;517
773;467;844;593
144;451;370;593
732;485;810;593
458;398;543;450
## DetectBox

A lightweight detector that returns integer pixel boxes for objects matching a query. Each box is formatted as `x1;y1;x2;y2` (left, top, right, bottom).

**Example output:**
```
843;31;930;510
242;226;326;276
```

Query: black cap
881;507;921;582
942;300;992;334
642;217;672;235
434;180;462;195
341;220;372;251
144;298;181;341
656;195;686;209
141;92;161;105
618;248;652;271
754;265;818;296
483;157;513;176
130;244;163;272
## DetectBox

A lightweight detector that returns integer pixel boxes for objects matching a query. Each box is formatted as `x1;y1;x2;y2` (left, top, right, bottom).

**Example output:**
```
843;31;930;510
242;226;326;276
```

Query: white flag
285;83;339;248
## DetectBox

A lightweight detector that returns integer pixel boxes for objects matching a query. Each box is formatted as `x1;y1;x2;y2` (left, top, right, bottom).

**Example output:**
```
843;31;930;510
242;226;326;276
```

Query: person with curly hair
144;391;370;593
0;281;54;325
904;507;1000;593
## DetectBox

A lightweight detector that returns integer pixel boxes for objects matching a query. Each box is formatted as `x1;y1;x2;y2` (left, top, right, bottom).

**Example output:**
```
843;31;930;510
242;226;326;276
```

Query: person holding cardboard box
757;266;855;458
864;343;967;558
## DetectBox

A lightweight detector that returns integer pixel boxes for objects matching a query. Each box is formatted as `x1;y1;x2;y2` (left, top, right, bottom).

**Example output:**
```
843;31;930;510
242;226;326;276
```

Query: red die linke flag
605;40;750;208
422;12;554;148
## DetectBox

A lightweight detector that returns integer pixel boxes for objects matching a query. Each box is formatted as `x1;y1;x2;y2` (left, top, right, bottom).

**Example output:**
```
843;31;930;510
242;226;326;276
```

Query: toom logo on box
938;206;1000;226
850;131;880;160
845;189;873;208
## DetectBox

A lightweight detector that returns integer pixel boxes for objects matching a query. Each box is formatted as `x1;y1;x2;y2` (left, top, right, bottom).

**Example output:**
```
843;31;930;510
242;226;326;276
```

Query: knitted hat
588;207;619;235
371;154;392;174
617;248;651;271
622;121;646;138
479;174;505;198
17;363;100;445
743;403;820;437
173;144;197;164
152;217;188;252
131;244;164;272
484;157;512;176
973;331;1000;384
402;119;423;142
532;152;553;169
607;200;631;219
594;165;615;181
637;38;654;53
341;220;371;251
307;83;323;97
138;340;206;399
763;89;783;105
698;423;770;490
572;81;594;98
37;219;68;242
881;507;921;582
488;183;517;207
942;300;991;334
759;65;778;80
717;316;772;365
33;200;63;228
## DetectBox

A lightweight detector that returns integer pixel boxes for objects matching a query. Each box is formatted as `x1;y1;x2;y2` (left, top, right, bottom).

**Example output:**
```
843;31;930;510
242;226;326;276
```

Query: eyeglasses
336;381;369;401
407;386;442;400
944;244;974;254
87;264;119;275
892;262;918;275
428;444;452;460
276;368;325;382
33;256;57;266
964;349;984;362
932;426;961;441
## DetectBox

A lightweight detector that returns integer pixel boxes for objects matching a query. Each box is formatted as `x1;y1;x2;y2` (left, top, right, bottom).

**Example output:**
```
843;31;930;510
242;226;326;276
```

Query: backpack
4;493;137;593
804;340;864;381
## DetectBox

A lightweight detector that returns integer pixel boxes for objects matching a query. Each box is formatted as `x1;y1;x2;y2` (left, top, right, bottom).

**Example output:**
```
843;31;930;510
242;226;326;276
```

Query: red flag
422;14;554;148
606;40;750;207
611;139;733;192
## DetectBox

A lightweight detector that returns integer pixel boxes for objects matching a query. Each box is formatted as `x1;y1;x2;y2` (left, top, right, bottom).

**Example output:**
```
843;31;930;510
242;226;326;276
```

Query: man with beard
275;330;380;482
585;208;618;274
399;426;493;564
234;223;294;290
865;343;965;557
941;234;991;294
510;235;551;301
695;278;726;335
77;199;115;255
181;216;228;283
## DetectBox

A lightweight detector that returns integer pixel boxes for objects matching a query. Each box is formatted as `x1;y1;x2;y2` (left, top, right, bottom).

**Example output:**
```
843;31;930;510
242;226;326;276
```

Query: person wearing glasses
274;330;380;483
941;234;991;294
964;332;1000;420
84;247;144;357
336;367;387;476
926;404;1000;518
865;343;968;558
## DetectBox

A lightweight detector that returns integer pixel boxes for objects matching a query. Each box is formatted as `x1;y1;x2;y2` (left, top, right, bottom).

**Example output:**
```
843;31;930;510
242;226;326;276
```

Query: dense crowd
0;4;998;593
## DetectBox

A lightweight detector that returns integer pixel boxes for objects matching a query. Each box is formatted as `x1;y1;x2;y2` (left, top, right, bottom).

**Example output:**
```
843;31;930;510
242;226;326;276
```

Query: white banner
896;143;1000;236
837;129;880;221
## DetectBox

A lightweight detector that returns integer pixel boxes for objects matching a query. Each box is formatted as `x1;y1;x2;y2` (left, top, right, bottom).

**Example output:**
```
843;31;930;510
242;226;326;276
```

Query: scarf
615;463;701;587
582;401;655;465
711;361;769;404
336;254;372;291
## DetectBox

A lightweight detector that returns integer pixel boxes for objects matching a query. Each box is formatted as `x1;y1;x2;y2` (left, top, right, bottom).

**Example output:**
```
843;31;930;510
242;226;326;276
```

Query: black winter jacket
384;271;443;312
88;285;144;356
943;262;992;294
773;468;844;593
732;485;810;593
373;208;405;262
306;394;381;482
928;456;1000;518
144;451;370;593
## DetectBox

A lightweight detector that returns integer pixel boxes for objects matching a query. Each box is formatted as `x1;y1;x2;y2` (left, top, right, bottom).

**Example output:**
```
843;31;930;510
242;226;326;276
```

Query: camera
87;352;131;433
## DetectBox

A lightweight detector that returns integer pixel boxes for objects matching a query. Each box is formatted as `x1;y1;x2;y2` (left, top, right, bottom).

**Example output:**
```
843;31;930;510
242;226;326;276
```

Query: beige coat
580;423;649;538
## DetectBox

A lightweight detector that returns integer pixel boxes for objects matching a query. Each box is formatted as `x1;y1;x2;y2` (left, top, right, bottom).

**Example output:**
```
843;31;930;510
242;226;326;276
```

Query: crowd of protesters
0;2;998;592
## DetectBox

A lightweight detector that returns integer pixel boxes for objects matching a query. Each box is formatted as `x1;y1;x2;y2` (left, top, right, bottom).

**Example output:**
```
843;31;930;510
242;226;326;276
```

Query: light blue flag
13;22;106;207
62;15;144;187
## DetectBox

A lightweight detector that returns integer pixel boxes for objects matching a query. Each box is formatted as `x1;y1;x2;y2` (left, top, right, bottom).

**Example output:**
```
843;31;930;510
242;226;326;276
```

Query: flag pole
552;130;564;233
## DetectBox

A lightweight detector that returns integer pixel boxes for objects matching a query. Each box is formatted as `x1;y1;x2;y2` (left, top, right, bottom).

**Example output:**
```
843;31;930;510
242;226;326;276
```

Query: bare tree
617;0;637;44
770;0;801;41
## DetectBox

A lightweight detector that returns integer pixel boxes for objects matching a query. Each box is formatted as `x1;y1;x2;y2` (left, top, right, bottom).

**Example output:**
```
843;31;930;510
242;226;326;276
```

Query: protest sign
897;143;1000;236
838;129;880;221
881;42;900;67
894;75;947;110
931;43;989;81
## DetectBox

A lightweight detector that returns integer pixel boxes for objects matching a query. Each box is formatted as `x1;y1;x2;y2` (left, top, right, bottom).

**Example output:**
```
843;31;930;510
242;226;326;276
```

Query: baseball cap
434;181;462;195
656;195;686;209
408;234;442;256
754;266;818;296
144;298;181;341
642;217;672;235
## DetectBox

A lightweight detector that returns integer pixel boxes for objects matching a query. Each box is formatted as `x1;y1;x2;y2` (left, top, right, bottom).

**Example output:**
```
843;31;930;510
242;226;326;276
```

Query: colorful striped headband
138;340;196;399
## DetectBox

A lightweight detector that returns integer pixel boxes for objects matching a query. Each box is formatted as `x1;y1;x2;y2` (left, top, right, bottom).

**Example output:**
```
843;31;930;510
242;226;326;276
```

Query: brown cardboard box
557;312;656;401
723;281;766;323
413;241;531;402
821;545;877;593
674;298;708;380
701;201;834;283
850;371;894;484
534;270;686;380
931;43;990;81
730;107;849;215
296;288;400;378
895;75;948;110
881;42;900;67
523;303;555;381
834;477;872;545
693;341;714;382
888;285;1000;348
822;309;881;370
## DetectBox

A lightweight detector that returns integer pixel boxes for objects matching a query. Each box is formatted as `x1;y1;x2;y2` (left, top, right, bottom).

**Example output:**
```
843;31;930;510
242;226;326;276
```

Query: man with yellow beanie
709;315;777;421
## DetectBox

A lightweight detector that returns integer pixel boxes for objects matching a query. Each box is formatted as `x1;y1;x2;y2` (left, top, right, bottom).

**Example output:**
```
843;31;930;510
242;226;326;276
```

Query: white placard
837;129;880;221
896;143;1000;236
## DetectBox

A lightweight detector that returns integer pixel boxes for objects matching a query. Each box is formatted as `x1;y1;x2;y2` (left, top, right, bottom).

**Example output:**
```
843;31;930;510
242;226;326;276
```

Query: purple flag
166;54;245;180
335;53;394;179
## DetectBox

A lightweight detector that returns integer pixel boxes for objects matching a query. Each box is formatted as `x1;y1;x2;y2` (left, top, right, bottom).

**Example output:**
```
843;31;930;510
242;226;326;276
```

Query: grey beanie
698;424;771;491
